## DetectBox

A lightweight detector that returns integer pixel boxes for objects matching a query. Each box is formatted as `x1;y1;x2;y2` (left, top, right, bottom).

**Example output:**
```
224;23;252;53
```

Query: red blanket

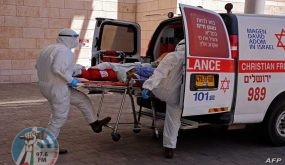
81;68;117;81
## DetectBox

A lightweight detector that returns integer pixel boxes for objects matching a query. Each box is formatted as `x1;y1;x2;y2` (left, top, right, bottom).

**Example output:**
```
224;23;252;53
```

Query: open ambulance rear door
180;4;235;118
91;18;141;66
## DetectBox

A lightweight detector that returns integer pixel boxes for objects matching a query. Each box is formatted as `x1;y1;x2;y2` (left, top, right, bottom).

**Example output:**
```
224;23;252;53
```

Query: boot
90;117;111;133
164;147;174;159
59;147;68;154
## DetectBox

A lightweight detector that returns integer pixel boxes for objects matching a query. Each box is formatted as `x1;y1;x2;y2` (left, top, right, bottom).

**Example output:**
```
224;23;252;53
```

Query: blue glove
142;89;150;99
135;66;155;78
69;79;80;88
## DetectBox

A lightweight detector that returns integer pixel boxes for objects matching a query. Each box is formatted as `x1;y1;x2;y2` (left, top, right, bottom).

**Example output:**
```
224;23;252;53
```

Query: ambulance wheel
264;100;285;146
111;132;121;142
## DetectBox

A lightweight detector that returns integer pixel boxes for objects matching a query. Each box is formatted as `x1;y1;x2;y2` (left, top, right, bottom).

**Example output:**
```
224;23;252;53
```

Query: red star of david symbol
220;77;230;93
275;29;285;50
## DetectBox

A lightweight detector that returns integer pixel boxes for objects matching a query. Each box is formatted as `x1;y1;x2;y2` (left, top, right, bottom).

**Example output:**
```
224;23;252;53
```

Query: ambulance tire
264;100;285;146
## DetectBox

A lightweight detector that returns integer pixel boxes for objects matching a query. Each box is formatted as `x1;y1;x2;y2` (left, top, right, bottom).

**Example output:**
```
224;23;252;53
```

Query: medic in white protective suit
142;39;185;159
36;28;111;154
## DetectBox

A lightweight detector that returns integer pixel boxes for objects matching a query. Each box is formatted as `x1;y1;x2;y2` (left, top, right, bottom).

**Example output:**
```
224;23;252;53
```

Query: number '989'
248;87;266;101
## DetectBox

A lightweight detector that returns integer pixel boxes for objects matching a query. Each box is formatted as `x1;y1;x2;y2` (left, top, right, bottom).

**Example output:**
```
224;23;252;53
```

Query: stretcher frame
79;81;199;141
79;81;144;141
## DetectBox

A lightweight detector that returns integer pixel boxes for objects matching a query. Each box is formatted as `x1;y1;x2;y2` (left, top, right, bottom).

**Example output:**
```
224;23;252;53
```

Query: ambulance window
100;24;136;54
184;8;230;58
155;22;184;59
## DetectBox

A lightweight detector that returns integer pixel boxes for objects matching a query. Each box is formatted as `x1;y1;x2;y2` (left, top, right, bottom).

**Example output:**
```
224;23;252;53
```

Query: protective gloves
135;65;155;78
68;79;80;88
142;89;150;99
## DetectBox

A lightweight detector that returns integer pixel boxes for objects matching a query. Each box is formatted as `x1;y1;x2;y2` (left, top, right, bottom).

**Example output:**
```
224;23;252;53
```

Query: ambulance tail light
230;35;238;59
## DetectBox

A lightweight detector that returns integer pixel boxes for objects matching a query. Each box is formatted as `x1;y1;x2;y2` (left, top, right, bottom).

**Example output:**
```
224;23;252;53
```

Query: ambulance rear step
138;109;208;129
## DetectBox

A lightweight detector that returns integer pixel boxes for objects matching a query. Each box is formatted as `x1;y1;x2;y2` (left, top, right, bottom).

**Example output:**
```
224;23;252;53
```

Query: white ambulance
91;4;285;146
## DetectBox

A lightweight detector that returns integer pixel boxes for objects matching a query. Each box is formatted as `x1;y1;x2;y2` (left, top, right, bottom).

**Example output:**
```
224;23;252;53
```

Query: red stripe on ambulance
239;60;285;73
187;57;235;72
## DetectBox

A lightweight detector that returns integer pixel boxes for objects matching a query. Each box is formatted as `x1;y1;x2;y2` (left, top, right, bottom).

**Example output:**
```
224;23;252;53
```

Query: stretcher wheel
153;128;160;139
133;127;141;133
111;132;121;142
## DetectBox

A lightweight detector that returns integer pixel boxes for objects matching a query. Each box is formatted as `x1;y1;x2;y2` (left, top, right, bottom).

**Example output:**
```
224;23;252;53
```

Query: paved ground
0;83;284;165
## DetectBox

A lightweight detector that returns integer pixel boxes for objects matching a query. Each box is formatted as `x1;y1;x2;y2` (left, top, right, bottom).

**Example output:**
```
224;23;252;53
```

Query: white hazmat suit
143;39;185;149
36;28;109;138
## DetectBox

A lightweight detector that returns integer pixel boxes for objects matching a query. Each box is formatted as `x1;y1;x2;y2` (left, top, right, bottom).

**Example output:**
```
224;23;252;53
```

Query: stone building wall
136;0;177;55
0;0;136;83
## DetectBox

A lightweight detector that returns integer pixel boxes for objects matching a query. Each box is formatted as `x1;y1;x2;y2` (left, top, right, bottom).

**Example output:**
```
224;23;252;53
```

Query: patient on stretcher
73;62;155;86
72;50;171;86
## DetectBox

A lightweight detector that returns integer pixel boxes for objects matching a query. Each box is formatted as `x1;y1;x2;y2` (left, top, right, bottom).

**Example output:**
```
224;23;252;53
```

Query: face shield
56;28;79;49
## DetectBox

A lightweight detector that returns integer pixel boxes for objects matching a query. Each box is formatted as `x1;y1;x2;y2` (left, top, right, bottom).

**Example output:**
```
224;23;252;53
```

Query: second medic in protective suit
142;39;185;159
36;28;111;154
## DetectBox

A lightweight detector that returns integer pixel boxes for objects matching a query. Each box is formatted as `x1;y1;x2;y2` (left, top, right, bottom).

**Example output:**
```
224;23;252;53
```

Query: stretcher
78;80;145;141
78;51;163;141
78;79;198;142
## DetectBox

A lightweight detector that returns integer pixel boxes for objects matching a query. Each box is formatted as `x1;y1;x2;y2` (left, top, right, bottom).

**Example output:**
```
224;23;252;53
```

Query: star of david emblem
220;77;230;93
275;29;285;50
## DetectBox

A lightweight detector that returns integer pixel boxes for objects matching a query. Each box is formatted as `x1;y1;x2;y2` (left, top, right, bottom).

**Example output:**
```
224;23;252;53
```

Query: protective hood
56;28;79;49
175;39;185;52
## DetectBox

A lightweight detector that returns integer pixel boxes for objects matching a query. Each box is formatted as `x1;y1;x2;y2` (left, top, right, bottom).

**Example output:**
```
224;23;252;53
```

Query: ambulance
91;4;285;146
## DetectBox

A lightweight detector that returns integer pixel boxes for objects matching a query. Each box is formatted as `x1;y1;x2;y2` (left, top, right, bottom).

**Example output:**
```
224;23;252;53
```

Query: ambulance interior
149;20;184;62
